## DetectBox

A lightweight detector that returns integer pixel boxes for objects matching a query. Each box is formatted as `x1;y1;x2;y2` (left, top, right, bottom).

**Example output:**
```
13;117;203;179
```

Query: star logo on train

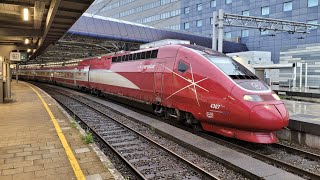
251;82;262;90
160;64;209;106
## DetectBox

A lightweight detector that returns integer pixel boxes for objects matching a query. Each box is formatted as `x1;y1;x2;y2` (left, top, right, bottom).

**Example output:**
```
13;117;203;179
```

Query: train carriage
19;43;289;143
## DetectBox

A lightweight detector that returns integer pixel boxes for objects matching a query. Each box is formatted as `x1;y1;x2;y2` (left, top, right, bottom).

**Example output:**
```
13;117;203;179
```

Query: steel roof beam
36;0;61;54
34;1;46;29
0;28;42;37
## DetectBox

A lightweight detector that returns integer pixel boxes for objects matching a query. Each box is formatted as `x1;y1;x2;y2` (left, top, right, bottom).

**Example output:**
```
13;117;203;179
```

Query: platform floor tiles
0;82;114;180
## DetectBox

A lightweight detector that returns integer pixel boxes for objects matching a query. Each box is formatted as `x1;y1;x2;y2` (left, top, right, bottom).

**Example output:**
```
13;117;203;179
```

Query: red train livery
19;44;289;143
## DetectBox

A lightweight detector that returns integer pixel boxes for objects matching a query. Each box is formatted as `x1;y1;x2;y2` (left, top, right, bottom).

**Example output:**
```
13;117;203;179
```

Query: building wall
87;0;181;30
87;0;320;64
180;0;320;63
279;43;320;88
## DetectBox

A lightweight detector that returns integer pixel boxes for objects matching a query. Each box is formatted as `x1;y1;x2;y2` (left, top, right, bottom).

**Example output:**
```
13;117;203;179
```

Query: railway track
37;83;320;179
39;85;220;180
200;133;320;180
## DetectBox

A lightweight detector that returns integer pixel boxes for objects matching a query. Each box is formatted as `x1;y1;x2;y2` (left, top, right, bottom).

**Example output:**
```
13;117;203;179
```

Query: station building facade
88;0;320;64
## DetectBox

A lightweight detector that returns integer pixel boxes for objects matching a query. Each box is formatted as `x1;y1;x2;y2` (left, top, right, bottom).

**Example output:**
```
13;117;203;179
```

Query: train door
154;62;165;102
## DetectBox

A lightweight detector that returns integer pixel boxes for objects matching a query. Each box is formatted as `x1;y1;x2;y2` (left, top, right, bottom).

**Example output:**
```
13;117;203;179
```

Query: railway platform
272;86;320;100
0;82;115;180
280;100;320;148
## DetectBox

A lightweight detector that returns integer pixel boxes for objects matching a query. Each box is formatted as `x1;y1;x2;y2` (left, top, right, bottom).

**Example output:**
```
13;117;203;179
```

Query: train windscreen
182;44;258;79
204;55;258;80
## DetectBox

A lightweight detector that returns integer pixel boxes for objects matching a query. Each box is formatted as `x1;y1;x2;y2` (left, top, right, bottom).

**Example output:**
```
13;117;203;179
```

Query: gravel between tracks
74;95;248;180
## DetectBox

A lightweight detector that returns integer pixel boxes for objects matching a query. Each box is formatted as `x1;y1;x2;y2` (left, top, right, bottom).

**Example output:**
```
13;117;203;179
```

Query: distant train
18;44;289;143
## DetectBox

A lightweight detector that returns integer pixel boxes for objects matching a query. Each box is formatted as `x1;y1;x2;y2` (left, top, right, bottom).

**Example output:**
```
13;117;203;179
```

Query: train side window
146;51;151;59
112;57;117;62
129;54;133;61
141;52;146;59
117;56;121;62
137;53;141;60
121;55;126;62
178;61;189;73
125;55;129;61
133;53;137;60
151;50;158;58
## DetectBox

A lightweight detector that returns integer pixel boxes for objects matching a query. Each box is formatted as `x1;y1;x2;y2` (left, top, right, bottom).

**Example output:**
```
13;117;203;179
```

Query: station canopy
0;0;94;60
25;13;248;64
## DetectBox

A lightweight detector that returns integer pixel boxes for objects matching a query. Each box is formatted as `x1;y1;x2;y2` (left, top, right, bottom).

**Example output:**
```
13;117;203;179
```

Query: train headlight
272;93;281;101
243;95;263;102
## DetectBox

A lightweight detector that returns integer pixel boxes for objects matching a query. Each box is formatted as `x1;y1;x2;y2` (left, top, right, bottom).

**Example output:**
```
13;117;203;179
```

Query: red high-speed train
19;44;289;143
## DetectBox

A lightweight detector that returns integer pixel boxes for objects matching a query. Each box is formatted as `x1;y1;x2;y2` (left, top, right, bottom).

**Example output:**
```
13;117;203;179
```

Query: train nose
250;103;289;130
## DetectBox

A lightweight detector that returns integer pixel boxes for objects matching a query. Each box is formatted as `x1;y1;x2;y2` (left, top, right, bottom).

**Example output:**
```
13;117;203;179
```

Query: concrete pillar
5;61;11;100
0;59;3;103
212;11;218;51
255;70;265;81
217;9;224;52
299;62;302;89
293;64;297;89
305;63;308;89
16;64;19;83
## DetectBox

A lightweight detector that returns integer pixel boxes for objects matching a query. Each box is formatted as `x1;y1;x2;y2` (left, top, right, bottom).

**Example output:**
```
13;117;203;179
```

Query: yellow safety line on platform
26;83;85;180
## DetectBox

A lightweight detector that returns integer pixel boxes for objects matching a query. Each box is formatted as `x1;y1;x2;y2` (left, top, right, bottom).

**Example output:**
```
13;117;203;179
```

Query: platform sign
9;52;28;62
10;52;20;61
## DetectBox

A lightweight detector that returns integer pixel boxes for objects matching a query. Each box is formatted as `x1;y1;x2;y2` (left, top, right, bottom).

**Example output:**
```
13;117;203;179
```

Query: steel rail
48;90;146;180
199;133;320;180
38;83;320;180
43;85;220;180
272;143;320;162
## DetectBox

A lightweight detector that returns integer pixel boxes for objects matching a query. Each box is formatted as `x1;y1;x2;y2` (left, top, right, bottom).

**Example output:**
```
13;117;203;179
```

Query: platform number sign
9;52;28;61
10;52;20;61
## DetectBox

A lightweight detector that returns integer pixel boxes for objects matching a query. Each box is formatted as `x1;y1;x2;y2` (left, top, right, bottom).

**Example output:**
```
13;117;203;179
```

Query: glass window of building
211;0;216;7
226;0;232;4
184;22;190;29
260;30;269;35
185;6;190;14
261;6;270;15
196;20;203;27
308;0;318;7
210;17;213;24
224;32;231;39
197;3;202;11
283;1;292;11
242;29;249;37
307;20;318;29
242;10;249;16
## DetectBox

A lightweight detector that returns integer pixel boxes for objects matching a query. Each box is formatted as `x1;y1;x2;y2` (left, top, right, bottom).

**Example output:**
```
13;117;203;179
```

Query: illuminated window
308;0;318;7
283;1;292;11
242;10;249;16
196;20;203;27
211;0;216;7
260;30;269;35
261;6;269;15
184;22;190;29
224;32;231;38
197;3;202;11
242;29;249;37
184;6;190;14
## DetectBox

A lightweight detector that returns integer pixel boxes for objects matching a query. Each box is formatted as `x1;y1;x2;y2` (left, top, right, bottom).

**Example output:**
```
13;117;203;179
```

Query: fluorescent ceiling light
23;8;29;21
